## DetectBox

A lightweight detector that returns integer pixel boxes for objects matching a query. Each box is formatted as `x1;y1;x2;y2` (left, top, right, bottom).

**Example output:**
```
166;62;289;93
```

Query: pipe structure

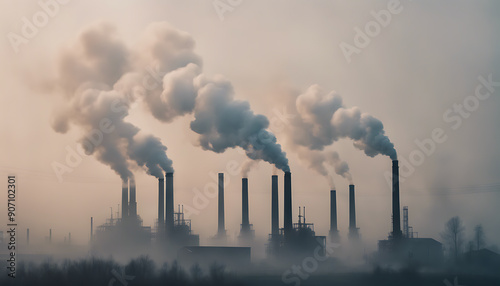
218;173;226;236
158;177;165;235
392;160;402;239
284;172;292;241
165;172;174;235
271;175;279;237
121;180;128;221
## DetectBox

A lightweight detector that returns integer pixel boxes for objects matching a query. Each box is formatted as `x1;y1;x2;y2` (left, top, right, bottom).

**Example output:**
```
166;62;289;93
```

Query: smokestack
49;229;52;244
158;177;165;234
284;171;292;240
349;185;356;230
121;180;128;221
218;173;226;236
392;160;402;238
27;228;30;245
330;190;339;236
348;185;359;240
165;172;174;235
129;177;137;219
271;175;279;236
241;178;249;230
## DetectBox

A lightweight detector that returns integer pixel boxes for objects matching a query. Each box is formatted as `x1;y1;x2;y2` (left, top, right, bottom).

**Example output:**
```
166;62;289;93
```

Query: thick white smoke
283;84;396;184
190;74;290;172
116;23;289;171
50;21;289;178
292;84;397;160
50;22;176;180
296;148;353;188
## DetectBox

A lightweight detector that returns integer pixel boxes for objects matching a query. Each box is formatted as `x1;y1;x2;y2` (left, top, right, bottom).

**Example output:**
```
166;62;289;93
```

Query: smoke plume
241;160;259;177
296;148;352;187
292;84;397;160
125;23;290;171
50;22;175;180
49;21;289;177
190;74;289;172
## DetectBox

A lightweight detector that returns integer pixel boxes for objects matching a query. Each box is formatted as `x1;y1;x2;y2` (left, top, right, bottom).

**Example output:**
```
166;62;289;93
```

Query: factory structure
89;159;443;267
377;160;444;266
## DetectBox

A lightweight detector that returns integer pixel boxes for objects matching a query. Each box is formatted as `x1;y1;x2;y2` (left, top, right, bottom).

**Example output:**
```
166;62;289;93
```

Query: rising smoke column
296;148;352;187
190;74;289;172
50;21;289;176
292;84;397;159
50;22;175;180
119;23;290;172
283;84;396;183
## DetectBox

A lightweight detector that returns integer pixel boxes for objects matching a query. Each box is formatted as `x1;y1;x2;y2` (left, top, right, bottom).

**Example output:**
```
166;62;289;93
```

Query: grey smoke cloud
190;74;290;172
52;88;137;181
326;151;353;184
292;84;397;160
127;134;174;178
50;22;175;180
50;21;289;178
56;22;130;95
241;160;259;177
296;148;352;187
284;84;395;184
120;23;290;172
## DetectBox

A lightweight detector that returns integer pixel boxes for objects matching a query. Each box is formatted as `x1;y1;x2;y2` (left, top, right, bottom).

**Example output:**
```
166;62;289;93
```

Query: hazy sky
1;0;499;251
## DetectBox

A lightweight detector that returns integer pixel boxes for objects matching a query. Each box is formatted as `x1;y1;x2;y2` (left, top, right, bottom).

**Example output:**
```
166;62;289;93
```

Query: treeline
0;256;245;286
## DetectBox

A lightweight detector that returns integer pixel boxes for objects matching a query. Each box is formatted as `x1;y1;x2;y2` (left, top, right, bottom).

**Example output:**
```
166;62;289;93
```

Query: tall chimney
241;178;249;231
27;228;30;245
349;185;356;230
329;190;339;241
271;175;279;237
158;177;165;234
218;173;226;236
284;171;292;240
49;229;52;244
121;179;128;221
165;172;174;235
348;185;359;239
392;160;402;238
129;177;137;219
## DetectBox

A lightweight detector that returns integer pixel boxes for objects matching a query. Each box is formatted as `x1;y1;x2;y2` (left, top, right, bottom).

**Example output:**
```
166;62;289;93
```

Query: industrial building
88;159;448;268
377;160;444;266
267;172;327;260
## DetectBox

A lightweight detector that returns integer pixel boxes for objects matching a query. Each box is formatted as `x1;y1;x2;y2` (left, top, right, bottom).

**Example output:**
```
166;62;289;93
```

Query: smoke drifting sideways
296;148;353;188
293;85;397;160
49;22;177;180
283;84;396;183
190;74;290;172
49;21;289;176
112;24;289;172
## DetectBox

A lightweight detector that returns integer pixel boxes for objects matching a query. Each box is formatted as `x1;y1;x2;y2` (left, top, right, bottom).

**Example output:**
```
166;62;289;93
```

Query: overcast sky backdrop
0;0;499;251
